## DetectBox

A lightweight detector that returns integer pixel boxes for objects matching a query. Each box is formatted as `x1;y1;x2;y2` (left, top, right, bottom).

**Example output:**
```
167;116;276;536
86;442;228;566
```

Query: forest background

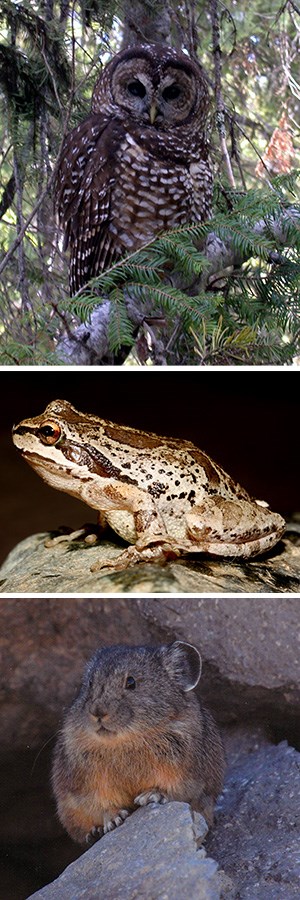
0;0;299;365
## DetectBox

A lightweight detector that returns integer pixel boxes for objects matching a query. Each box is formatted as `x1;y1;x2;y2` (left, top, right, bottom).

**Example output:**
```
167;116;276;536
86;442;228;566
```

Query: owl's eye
38;422;62;445
162;84;181;101
125;675;136;690
127;80;146;99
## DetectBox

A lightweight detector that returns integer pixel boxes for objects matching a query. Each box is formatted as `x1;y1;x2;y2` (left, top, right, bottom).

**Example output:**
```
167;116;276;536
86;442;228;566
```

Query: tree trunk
121;0;172;47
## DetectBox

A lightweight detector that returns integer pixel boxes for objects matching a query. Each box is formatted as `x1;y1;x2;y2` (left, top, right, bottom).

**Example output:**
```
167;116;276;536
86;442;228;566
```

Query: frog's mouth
12;431;102;476
16;449;70;474
12;438;70;471
13;441;89;486
14;433;140;487
13;447;101;511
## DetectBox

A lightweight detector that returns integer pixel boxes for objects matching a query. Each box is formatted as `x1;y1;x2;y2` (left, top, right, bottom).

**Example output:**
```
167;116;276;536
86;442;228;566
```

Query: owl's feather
56;116;121;293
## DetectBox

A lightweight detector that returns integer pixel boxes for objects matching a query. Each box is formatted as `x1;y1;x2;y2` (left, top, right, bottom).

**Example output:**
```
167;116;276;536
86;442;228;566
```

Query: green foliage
61;173;300;364
107;291;135;351
0;2;71;117
79;0;117;27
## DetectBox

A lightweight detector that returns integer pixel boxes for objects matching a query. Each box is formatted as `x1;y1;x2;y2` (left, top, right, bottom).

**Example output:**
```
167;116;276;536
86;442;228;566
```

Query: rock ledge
0;530;299;593
28;803;221;900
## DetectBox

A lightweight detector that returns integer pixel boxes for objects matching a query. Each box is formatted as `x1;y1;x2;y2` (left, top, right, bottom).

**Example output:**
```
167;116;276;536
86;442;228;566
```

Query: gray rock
28;803;221;900
1;596;299;755
206;740;300;898
0;529;299;594
136;595;300;730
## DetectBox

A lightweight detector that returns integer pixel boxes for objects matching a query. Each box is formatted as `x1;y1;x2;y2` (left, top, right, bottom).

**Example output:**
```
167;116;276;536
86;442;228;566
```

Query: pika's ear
161;641;202;692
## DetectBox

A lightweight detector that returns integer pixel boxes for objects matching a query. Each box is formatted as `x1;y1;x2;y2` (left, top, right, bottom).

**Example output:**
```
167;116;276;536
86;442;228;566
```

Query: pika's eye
162;84;181;101
38;421;61;445
125;675;136;690
127;80;146;99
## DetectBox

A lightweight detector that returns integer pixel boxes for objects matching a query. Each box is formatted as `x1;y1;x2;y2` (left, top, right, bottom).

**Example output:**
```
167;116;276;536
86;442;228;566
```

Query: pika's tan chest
86;745;184;811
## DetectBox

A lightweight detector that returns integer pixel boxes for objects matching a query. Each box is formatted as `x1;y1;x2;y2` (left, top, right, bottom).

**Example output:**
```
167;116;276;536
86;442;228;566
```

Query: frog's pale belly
106;509;137;545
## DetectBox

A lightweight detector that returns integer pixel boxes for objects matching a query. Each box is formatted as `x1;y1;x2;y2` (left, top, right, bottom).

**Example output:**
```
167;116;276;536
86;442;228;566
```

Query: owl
55;43;212;296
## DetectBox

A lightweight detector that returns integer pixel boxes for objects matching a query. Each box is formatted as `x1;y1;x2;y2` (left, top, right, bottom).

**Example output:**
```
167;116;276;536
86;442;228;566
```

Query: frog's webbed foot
85;824;104;845
90;541;180;573
134;790;168;807
103;808;131;833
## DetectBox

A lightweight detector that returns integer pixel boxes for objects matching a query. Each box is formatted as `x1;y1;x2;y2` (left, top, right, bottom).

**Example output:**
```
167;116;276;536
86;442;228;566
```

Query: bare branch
210;0;236;188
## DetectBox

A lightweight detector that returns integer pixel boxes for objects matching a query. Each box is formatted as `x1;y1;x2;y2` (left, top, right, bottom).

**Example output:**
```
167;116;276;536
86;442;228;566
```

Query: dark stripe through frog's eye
127;80;146;98
162;84;181;101
125;676;136;690
38;422;62;445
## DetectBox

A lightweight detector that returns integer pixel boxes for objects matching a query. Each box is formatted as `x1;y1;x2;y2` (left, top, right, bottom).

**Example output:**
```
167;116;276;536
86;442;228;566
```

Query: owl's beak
149;103;158;124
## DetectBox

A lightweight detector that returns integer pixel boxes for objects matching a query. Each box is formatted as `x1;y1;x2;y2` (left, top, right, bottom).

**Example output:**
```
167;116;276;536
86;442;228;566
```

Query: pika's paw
134;790;168;807
103;808;130;833
85;824;104;845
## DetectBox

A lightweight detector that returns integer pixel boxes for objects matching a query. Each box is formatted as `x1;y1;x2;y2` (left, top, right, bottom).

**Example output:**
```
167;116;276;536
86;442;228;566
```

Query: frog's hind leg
90;540;180;573
186;496;285;558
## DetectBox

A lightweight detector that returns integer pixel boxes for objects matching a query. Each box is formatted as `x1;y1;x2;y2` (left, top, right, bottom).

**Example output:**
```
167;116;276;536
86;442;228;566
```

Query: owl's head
92;43;210;129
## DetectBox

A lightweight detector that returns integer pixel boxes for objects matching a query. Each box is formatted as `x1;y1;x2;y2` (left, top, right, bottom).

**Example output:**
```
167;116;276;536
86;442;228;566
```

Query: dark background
1;369;298;565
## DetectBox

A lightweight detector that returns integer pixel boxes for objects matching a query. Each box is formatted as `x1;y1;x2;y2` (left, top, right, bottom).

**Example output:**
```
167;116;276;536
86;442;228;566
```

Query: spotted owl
55;43;212;296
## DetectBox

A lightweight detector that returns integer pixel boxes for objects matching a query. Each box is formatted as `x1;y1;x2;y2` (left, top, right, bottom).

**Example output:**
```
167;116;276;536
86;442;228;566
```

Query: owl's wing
55;114;121;295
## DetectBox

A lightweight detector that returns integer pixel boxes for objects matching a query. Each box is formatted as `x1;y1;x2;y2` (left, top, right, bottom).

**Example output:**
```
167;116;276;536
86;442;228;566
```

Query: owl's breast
108;132;211;253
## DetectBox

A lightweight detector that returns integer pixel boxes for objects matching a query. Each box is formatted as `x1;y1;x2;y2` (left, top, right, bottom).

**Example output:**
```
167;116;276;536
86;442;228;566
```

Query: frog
12;399;285;571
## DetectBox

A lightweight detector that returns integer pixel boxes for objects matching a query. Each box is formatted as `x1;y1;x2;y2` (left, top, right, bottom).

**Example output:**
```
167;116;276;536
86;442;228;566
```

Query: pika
52;641;225;845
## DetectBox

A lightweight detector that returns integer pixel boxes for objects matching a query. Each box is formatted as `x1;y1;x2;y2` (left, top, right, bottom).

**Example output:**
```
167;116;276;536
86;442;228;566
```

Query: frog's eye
125;675;136;690
38;421;61;445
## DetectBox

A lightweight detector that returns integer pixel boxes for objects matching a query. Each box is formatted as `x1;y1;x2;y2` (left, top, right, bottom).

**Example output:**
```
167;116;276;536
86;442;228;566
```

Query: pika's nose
89;702;109;722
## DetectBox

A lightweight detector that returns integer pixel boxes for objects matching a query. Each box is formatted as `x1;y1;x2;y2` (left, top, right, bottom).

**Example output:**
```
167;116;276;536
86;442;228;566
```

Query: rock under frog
12;399;285;571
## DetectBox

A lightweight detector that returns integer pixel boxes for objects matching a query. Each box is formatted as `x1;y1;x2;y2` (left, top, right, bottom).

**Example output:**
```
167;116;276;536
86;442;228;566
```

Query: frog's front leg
185;495;284;558
91;486;179;572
